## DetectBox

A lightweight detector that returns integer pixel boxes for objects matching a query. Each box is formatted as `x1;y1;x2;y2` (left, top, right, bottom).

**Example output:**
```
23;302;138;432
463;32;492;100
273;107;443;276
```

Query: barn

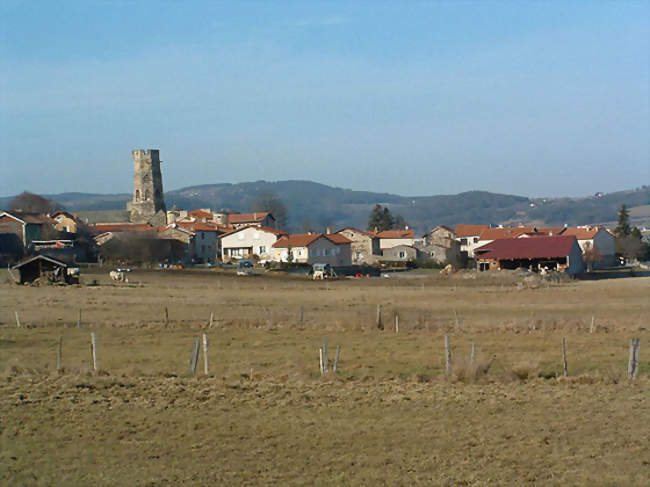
11;255;77;285
474;235;584;276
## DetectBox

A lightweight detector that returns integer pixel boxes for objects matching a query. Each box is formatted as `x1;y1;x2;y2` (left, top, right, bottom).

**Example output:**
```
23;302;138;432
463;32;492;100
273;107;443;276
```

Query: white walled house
271;234;352;266
221;226;287;261
455;224;490;258
375;229;416;251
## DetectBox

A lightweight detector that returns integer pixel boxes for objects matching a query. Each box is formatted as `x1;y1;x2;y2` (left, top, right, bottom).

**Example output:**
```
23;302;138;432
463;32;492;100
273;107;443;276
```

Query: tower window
135;189;140;201
145;189;151;200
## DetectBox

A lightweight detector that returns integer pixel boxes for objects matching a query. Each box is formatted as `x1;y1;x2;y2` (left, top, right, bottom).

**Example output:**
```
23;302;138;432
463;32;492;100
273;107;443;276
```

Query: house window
473;237;479;243
259;246;266;254
460;238;468;245
399;251;406;259
201;232;205;240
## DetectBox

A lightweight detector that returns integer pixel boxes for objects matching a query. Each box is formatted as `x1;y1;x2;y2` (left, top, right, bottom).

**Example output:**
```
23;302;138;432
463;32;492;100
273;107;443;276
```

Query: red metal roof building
474;235;584;275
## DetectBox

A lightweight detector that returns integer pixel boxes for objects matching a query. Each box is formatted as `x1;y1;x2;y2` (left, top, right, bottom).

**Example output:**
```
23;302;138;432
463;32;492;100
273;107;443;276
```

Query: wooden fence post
628;338;640;379
299;305;304;324
470;343;476;364
561;337;568;377
589;315;595;334
333;345;341;373
454;309;461;331
444;335;451;375
189;337;200;375
323;338;328;372
15;311;21;328
209;312;214;329
376;304;383;330
164;307;169;326
395;313;399;334
57;336;63;371
319;348;324;374
202;334;209;375
77;309;82;328
90;332;97;372
634;339;640;379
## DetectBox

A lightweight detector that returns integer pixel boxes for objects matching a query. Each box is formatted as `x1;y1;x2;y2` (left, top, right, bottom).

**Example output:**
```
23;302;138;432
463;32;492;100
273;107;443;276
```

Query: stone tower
126;149;167;225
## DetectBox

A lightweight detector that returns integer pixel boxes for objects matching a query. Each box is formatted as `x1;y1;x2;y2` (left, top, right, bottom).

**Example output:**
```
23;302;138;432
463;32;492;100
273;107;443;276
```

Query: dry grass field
1;268;649;485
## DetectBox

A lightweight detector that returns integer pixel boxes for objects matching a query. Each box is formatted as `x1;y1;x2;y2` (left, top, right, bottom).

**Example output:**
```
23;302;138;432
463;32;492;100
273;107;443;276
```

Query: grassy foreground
1;269;649;485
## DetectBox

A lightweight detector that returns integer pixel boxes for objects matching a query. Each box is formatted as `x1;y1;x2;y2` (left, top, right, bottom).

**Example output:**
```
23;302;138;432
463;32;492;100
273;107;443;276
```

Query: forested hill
1;181;649;234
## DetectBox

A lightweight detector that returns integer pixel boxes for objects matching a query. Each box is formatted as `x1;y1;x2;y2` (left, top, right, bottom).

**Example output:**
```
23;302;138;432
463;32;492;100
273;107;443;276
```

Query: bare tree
252;190;288;230
9;192;61;214
582;241;603;272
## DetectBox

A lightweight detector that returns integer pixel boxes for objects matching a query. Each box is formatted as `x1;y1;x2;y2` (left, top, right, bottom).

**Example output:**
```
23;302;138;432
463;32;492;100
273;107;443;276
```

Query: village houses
221;225;287;261
271;233;352;266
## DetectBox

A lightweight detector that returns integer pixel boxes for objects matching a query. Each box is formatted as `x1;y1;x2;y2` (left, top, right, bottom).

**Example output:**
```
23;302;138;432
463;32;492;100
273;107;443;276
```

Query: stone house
336;227;381;264
221;225;287;262
422;225;461;265
271;233;352;266
381;244;421;262
420;243;460;265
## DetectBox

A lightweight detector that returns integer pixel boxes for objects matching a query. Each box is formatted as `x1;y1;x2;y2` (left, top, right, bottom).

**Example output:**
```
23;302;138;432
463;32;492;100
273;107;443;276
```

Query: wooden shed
11;255;75;285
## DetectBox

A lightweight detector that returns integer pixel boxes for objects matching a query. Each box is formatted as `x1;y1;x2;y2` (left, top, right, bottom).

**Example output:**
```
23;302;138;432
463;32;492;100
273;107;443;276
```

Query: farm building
11;254;78;285
336;227;381;265
474;235;584;275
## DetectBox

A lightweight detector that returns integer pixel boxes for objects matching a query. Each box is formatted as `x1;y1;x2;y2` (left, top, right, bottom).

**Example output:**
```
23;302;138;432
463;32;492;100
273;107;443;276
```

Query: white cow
109;270;128;283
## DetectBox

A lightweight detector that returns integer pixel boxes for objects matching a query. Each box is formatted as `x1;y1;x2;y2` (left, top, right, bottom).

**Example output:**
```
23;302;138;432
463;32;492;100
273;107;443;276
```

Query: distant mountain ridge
1;181;649;233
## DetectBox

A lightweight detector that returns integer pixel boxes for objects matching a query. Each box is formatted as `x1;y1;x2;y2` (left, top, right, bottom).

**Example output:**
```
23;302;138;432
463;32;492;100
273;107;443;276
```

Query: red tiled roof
220;225;287;238
175;221;223;232
561;227;603;240
272;234;321;248
373;229;415;239
475;236;578;260
337;227;378;239
536;227;567;236
479;227;533;240
324;233;351;244
91;223;152;233
455;224;490;237
272;233;351;248
228;212;270;224
188;209;213;220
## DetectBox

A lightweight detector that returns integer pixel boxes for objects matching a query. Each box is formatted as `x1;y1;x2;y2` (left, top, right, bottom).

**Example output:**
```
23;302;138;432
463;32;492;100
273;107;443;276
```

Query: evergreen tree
380;207;395;231
615;204;631;237
367;204;384;231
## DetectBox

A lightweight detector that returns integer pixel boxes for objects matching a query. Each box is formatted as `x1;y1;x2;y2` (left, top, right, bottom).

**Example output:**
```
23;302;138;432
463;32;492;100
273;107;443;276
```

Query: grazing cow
109;270;127;283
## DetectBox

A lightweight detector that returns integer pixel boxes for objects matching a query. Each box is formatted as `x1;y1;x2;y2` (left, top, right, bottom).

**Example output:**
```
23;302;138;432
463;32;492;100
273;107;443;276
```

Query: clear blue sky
1;1;648;198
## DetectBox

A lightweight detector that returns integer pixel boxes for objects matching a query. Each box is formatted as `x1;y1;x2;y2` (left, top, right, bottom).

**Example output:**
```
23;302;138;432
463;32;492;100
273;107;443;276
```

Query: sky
1;1;648;199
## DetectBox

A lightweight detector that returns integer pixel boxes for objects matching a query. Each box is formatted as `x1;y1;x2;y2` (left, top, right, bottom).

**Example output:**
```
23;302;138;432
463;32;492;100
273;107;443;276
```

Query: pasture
1;268;649;485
